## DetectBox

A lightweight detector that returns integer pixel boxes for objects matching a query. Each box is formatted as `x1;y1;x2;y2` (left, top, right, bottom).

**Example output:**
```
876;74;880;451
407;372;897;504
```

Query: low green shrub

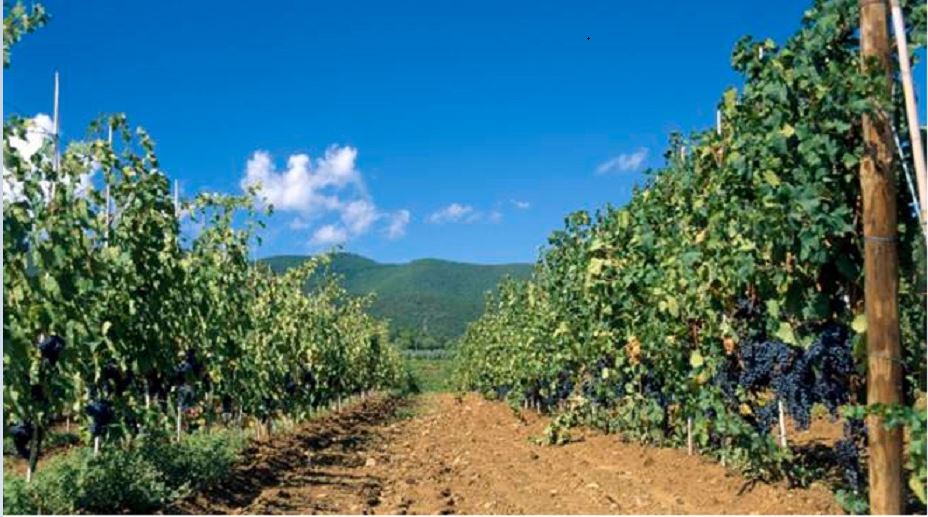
2;428;247;515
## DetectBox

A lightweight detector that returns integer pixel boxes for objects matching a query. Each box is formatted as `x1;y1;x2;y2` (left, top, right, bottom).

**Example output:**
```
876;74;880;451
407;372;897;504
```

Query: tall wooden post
859;1;904;513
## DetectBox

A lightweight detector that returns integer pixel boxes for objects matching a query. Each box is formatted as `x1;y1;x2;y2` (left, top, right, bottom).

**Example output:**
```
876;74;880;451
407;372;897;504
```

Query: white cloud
511;199;530;209
289;217;311;230
427;202;506;224
596;147;649;175
3;114;96;204
386;209;410;239
310;224;348;246
240;146;409;246
240;149;347;214
428;203;475;224
341;199;378;235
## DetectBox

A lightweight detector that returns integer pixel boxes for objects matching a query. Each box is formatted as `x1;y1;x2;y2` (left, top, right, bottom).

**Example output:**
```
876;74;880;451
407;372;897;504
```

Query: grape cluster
173;349;203;385
30;383;46;403
9;422;33;458
102;361;133;396
37;335;65;365
176;384;196;410
221;394;233;414
301;368;317;393
86;400;114;436
736;324;854;431
738;340;799;391
834;418;867;493
284;373;297;396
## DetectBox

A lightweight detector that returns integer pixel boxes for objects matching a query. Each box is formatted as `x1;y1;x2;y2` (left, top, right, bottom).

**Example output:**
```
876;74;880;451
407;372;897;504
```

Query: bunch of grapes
9;422;33;458
804;324;855;414
284;373;297;396
738;340;800;391
494;384;512;400
86;400;114;436
30;383;46;403
102;361;133;395
737;324;855;431
221;394;233;414
37;335;65;365
835;418;867;494
173;349;203;385
176;384;196;410
554;370;574;403
301;368;317;393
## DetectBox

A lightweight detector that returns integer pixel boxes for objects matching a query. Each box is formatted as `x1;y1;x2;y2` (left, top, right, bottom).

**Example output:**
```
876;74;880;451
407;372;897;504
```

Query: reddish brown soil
176;393;843;515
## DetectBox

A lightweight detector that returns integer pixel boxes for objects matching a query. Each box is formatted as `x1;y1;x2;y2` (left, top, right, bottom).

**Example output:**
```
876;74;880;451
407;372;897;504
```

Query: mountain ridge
259;252;533;348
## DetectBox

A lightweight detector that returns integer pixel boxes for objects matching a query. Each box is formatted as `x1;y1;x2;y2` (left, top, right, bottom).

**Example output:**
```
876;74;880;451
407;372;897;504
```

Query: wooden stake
93;436;100;456
687;417;693;456
173;179;180;216
176;400;183;442
52;71;60;173
715;109;721;136
889;0;928;239
777;400;788;448
860;1;904;513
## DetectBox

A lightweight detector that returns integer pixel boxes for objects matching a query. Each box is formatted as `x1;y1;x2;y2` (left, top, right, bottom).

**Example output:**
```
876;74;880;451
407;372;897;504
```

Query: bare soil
175;393;843;515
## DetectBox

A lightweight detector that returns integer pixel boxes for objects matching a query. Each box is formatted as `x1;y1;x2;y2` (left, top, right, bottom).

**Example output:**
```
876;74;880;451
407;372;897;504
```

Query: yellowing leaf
690;351;704;368
763;170;781;187
775;322;797;345
779;123;795;138
851;313;867;334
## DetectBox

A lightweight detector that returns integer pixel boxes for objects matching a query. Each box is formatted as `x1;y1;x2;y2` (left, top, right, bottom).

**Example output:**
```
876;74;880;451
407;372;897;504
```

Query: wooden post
889;0;927;239
93;436;100;456
687;417;693;456
50;71;60;200
860;1;904;513
52;71;60;173
173;179;180;216
777;400;788;448
715;109;721;136
176;400;183;442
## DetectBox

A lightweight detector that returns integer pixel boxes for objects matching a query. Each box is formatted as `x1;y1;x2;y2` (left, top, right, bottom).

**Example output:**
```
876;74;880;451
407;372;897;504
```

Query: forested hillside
261;253;532;347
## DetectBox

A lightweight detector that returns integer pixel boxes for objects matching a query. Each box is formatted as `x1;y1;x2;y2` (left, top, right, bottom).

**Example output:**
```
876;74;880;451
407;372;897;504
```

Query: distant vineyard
454;0;927;511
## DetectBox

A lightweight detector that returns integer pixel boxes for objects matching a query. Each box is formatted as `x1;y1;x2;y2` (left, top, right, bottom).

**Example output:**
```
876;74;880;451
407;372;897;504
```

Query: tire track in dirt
176;393;843;515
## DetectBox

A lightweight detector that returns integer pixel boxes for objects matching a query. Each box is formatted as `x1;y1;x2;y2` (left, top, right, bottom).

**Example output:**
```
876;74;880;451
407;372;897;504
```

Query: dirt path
177;393;843;515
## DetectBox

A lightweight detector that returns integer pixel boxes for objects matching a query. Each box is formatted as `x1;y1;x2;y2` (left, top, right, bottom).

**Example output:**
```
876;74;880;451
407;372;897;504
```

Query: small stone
585;482;600;490
365;457;377;467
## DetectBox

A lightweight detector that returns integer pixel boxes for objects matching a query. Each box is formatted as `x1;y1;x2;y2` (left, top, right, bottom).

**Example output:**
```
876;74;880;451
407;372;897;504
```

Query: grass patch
406;357;454;392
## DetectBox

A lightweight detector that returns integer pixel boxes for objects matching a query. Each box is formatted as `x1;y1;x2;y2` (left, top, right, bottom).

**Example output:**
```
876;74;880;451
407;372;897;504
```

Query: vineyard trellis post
859;0;904;513
888;0;927;240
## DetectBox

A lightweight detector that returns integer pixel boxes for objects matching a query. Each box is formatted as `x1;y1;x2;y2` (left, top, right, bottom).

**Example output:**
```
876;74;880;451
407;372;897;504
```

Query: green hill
260;253;532;348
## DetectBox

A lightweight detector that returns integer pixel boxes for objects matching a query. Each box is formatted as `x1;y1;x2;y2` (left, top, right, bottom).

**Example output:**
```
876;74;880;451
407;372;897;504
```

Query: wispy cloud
428;203;475;224
596;147;649;175
386;209;411;239
427;202;504;224
310;224;348;246
511;199;530;209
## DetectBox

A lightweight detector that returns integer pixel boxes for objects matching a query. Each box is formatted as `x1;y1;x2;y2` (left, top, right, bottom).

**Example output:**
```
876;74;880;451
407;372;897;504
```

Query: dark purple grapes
86;400;114;436
37;335;64;365
176;384;196;410
9;422;33;458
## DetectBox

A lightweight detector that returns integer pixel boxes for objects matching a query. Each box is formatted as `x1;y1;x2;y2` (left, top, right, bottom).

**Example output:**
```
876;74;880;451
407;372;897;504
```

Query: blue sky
5;1;925;264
